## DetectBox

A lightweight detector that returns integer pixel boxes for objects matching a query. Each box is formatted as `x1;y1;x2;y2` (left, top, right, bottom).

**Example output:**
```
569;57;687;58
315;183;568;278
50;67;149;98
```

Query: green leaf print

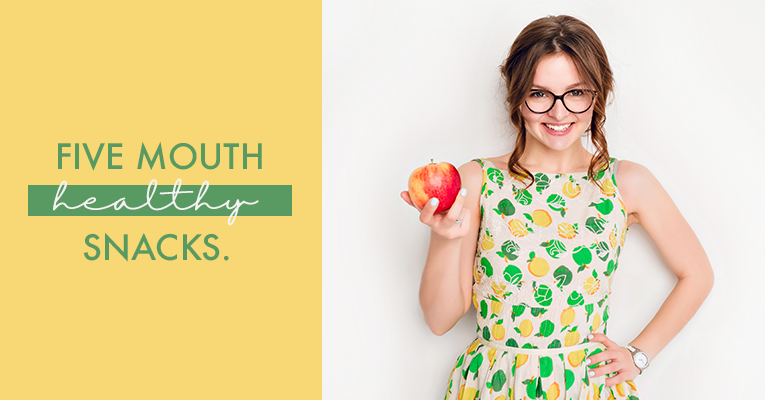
503;265;523;287
505;338;519;348
521;343;537;349
455;353;465;368
553;266;573;289
487;189;494;196
534;173;550;194
565;369;575;390
572;246;593;268
567;291;585;307
480;300;488;319
585;215;608;235
494;198;515;218
603;305;610;322
628;395;640;400
541;239;567;259
496;240;521;261
585;304;594;322
546;194;567;218
540;356;553;378
536;320;555;338
513;186;533;206
533;283;554;306
482;326;491;340
548;339;562;349
471;158;485;167
489;370;507;392
511;304;525;321
589;198;614;215
487;168;505;189
469;352;484;374
605;259;616;276
595;241;610;262
481;257;494;277
529;307;549;317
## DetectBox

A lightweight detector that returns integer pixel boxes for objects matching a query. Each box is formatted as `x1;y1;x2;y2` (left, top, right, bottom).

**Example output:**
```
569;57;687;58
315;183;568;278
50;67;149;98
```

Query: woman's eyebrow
531;83;585;91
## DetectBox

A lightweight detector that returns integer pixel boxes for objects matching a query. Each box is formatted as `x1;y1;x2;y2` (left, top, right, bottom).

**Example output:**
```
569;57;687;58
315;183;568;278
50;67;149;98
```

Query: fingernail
584;358;591;365
588;371;594;377
430;198;439;206
460;188;467;196
588;334;594;339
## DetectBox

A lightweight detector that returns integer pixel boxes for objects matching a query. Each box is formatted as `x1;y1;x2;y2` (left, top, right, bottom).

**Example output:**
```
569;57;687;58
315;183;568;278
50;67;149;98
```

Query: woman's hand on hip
585;332;641;386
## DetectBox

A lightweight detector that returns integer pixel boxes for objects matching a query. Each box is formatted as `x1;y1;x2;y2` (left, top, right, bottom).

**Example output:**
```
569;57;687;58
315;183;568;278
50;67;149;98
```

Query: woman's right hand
400;188;471;240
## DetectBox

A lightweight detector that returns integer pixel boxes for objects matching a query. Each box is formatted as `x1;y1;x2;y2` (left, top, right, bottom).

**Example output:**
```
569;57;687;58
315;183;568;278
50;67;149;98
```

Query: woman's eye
568;90;584;97
530;91;547;98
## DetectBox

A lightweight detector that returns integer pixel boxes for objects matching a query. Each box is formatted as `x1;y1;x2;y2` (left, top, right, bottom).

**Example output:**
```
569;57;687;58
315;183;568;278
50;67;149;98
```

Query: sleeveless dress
442;157;641;400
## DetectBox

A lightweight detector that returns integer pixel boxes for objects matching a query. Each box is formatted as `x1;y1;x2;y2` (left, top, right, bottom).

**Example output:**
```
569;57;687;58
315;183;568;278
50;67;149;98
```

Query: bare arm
401;160;483;335
618;160;715;361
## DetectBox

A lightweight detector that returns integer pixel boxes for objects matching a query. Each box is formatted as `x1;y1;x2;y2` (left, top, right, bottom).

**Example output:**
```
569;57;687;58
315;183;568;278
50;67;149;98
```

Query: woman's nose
547;98;570;120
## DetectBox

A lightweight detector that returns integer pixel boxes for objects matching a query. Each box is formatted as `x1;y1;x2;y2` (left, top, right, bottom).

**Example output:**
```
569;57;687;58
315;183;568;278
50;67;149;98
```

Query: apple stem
431;158;433;164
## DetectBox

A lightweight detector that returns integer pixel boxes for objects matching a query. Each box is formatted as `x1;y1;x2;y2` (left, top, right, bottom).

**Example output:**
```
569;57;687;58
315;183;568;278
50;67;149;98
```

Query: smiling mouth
543;123;573;132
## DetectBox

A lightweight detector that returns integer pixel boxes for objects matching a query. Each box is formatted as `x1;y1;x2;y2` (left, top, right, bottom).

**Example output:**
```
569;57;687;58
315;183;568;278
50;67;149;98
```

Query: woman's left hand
585;333;641;386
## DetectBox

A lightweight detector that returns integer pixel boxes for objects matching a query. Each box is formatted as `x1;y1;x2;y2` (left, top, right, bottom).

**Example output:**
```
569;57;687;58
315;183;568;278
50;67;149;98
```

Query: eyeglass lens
526;90;594;113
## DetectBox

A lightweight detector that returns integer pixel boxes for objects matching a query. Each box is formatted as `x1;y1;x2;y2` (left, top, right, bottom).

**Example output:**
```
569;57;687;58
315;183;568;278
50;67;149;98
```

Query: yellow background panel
0;1;321;399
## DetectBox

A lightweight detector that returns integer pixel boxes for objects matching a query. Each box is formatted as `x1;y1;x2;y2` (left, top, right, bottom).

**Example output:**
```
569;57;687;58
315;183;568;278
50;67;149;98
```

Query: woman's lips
542;122;574;136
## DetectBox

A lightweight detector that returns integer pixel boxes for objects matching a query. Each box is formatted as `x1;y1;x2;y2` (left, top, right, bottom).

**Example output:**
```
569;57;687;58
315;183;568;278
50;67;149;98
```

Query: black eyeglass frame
525;89;598;114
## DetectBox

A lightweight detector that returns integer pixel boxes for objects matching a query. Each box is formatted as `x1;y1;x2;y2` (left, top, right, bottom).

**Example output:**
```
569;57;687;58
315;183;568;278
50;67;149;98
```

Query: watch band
626;344;650;374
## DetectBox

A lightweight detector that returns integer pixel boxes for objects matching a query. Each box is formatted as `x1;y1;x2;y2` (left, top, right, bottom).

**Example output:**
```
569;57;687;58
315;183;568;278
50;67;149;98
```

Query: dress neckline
481;158;598;177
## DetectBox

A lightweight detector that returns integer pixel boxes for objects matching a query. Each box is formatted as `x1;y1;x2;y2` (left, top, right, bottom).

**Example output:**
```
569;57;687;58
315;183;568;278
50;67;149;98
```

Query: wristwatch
626;344;650;374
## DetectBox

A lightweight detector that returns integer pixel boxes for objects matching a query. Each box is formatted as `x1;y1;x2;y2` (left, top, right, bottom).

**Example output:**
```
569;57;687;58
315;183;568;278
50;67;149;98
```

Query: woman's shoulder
614;159;664;216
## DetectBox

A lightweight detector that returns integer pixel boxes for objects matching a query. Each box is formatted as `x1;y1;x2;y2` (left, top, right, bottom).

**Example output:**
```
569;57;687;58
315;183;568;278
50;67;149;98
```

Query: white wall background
324;1;765;398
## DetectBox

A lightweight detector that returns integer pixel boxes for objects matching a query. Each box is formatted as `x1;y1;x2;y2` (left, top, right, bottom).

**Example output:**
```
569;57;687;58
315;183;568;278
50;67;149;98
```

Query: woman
401;15;714;400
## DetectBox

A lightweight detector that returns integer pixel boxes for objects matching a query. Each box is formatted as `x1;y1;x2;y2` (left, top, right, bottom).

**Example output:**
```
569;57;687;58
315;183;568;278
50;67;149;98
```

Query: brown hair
500;15;614;191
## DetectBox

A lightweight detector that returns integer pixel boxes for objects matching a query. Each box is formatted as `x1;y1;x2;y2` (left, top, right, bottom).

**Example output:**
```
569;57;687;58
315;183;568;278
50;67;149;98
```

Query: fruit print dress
442;157;640;400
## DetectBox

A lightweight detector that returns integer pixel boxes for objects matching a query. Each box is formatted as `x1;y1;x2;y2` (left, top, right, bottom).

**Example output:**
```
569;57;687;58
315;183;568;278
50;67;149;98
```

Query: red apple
407;159;462;214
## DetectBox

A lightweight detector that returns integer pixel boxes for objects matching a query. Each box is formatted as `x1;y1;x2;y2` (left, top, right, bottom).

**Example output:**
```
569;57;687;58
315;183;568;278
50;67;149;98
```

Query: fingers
587;332;618;350
418;196;441;225
400;191;414;207
584;345;640;386
444;188;468;219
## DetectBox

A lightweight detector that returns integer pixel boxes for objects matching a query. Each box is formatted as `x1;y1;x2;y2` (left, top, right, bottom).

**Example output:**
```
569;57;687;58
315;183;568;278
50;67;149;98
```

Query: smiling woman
401;14;714;400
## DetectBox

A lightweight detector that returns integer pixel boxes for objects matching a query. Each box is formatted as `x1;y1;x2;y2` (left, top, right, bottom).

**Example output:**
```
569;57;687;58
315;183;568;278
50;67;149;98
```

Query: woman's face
521;53;594;153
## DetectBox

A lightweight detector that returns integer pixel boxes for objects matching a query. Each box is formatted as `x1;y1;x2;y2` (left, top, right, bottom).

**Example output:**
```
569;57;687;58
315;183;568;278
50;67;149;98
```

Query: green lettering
84;234;100;260
183;234;202;260
138;143;165;169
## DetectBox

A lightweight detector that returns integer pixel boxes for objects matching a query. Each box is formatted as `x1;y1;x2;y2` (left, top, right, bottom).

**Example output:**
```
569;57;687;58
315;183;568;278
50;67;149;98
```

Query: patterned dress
442;157;640;400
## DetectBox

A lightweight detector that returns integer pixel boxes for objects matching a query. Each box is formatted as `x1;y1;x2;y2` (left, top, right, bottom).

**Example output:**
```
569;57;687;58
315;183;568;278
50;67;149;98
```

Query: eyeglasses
525;89;597;114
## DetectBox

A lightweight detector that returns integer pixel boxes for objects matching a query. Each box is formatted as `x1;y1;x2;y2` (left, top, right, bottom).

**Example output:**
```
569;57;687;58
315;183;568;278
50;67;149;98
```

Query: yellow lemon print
626;381;637;391
515;353;529;369
488;348;497;367
557;222;577;239
459;384;477;400
481;233;495;251
491;300;503;315
474;267;482;285
616;382;625;396
519;319;533;337
592;313;601;331
472;292;479;310
621;226;627;246
584;276;601;295
562;178;581;198
491;323;505;340
530;209;553;227
560;307;575;326
600;179;616;196
508;219;531;237
528;256;550;277
547;382;560;400
491;281;507;296
467;340;480;354
564;330;580;347
608;392;616;400
495;396;507;400
568;349;586;367
609;227;618;248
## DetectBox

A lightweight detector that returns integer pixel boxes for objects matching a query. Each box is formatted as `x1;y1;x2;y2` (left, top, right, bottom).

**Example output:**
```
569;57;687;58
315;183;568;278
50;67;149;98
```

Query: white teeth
544;123;572;132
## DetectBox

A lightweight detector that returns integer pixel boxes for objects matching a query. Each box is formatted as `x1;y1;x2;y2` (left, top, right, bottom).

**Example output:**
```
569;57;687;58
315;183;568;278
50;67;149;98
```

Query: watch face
635;353;649;368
